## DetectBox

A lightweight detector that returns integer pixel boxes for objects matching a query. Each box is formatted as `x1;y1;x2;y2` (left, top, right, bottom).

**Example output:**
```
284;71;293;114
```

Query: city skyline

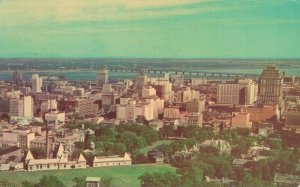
0;0;300;58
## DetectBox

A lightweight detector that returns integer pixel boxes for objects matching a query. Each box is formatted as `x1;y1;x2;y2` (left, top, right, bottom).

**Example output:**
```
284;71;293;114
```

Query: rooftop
0;146;20;155
86;177;101;182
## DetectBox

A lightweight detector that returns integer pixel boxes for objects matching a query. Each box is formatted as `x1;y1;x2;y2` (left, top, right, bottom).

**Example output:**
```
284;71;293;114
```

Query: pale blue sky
0;0;299;58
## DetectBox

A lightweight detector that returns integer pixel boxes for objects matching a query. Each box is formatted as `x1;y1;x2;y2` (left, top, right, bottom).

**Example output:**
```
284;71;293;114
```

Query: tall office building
257;64;283;105
9;95;33;117
32;74;43;93
217;79;257;105
135;75;148;93
23;96;34;117
96;67;108;87
13;70;22;84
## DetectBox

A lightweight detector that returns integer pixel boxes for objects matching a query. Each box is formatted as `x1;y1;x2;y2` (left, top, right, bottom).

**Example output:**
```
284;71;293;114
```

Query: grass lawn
0;164;175;187
139;140;173;155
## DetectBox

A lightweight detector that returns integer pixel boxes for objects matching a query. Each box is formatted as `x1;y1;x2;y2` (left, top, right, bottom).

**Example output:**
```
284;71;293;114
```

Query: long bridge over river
107;67;259;78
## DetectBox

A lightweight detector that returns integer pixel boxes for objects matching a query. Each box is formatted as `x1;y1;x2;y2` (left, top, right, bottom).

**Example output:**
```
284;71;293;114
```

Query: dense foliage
22;175;66;187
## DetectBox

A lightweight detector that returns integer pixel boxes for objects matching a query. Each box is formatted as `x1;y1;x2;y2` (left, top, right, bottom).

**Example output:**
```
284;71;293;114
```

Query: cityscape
1;63;300;186
1;0;300;187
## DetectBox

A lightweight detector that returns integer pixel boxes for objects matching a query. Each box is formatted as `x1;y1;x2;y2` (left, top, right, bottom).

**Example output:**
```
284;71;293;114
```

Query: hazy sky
0;0;299;58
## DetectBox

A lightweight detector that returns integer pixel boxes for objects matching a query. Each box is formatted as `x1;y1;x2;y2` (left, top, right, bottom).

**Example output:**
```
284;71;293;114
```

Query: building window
47;164;50;168
64;164;66;168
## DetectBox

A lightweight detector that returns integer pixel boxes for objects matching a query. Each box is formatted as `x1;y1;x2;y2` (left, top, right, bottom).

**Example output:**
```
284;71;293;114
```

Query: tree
0;113;10;122
233;166;246;181
37;175;66;187
133;153;149;164
22;176;66;187
119;131;146;153
30;148;46;159
180;166;203;187
239;173;262;187
200;146;219;157
265;138;282;150
139;172;179;187
231;147;243;158
198;162;215;178
141;128;159;145
236;128;251;137
206;156;233;178
136;115;149;125
159;124;175;138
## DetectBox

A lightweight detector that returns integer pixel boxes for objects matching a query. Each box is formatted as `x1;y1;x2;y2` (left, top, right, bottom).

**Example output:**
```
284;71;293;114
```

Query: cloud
0;0;221;27
0;0;295;29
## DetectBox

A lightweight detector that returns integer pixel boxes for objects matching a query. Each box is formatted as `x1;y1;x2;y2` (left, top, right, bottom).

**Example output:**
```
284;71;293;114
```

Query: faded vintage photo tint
0;1;300;187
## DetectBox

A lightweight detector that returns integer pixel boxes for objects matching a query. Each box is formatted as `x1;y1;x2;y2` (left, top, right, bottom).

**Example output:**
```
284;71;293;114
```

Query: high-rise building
23;96;34;117
58;98;99;115
174;87;199;103
135;75;148;93
96;67;108;87
152;76;172;101
257;64;283;105
116;97;163;121
101;84;118;112
32;74;43;93
13;70;22;84
142;86;156;98
40;99;58;113
163;107;180;119
217;79;257;105
0;98;10;114
9;95;33;117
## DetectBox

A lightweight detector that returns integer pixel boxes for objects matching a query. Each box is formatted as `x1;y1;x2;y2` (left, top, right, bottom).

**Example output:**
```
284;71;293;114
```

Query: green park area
0;164;175;187
138;140;173;155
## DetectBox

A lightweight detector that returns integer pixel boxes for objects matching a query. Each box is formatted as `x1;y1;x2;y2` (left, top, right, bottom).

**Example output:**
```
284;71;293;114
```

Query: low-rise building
0;146;22;164
186;100;205;113
24;144;87;171
92;152;131;167
201;139;232;154
243;105;279;122
163;107;180;119
0;128;35;149
86;177;101;187
186;112;203;127
231;112;252;129
285;111;300;133
45;111;65;126
116;98;163;121
274;173;300;187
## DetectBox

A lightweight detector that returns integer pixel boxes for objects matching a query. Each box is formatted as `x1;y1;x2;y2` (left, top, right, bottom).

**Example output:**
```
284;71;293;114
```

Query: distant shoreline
0;69;100;73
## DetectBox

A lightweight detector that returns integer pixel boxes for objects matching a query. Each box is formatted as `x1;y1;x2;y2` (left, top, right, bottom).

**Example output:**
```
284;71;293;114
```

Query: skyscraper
12;70;22;84
32;74;43;93
96;67;108;87
135;75;148;94
257;64;283;105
